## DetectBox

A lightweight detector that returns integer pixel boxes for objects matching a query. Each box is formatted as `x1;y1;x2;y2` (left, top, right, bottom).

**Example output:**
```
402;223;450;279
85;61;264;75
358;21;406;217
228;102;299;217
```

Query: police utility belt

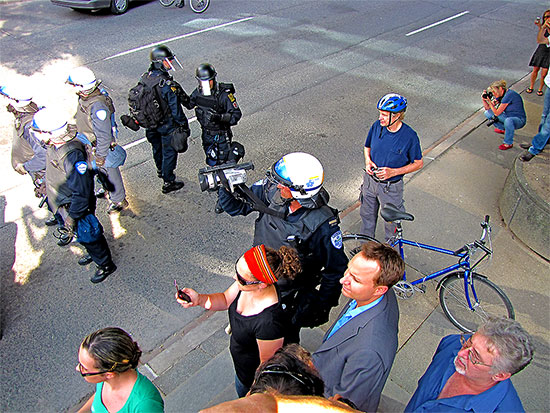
369;172;402;185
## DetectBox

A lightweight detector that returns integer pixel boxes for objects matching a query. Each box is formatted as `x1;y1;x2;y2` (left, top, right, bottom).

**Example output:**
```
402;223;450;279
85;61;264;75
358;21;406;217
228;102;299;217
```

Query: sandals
526;88;534;94
537;90;544;96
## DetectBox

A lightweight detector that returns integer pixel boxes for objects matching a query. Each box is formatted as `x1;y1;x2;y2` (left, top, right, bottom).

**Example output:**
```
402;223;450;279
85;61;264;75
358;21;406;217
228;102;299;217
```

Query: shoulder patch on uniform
331;230;343;249
75;161;88;175
95;109;107;121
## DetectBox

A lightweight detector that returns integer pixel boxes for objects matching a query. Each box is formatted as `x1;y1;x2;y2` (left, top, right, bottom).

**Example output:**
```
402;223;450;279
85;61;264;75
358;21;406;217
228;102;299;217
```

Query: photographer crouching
482;80;526;150
199;153;347;342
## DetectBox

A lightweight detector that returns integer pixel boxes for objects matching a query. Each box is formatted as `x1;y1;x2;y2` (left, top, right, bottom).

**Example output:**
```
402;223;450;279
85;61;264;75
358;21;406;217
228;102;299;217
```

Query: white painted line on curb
406;11;469;37
142;363;159;379
103;17;255;61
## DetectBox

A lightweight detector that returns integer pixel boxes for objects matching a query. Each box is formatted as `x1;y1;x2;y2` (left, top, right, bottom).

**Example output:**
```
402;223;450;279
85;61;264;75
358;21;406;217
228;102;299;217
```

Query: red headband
243;245;277;285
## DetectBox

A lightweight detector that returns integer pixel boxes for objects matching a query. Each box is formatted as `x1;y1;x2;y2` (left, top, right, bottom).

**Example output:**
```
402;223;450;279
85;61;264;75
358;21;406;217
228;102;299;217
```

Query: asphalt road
0;1;540;411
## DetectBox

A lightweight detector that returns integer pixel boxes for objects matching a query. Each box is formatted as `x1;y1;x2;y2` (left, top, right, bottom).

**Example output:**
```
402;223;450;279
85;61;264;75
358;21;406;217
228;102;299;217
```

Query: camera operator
482;80;526;150
217;152;348;341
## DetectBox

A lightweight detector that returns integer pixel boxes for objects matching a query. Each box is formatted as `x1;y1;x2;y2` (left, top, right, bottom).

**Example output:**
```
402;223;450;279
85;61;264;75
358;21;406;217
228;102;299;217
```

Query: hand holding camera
174;279;194;306
482;90;493;100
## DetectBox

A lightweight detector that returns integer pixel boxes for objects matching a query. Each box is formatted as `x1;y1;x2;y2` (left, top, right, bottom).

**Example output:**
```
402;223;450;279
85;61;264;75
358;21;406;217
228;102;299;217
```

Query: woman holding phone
176;244;301;397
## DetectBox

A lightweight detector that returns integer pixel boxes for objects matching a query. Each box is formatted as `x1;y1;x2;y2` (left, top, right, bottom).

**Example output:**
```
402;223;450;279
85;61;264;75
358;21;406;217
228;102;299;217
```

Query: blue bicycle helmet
377;93;407;113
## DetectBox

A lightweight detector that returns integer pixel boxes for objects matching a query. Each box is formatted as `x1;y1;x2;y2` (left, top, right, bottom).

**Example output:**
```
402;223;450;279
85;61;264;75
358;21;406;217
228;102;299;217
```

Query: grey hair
478;317;534;375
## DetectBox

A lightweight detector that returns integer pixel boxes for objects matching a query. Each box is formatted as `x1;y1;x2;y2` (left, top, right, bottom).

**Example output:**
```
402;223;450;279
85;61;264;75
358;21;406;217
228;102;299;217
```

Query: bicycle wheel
439;272;514;333
159;0;176;7
342;234;380;260
189;0;209;13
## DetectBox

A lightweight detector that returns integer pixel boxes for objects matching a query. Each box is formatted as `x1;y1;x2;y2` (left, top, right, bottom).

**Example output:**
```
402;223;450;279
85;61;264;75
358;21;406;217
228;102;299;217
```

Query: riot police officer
218;152;347;340
186;63;243;166
66;67;128;213
32;108;116;283
1;85;57;226
142;45;190;194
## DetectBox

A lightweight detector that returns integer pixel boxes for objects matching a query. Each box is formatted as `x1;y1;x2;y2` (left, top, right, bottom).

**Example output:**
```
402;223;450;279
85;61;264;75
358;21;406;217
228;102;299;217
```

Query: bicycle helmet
66;67;99;95
268;152;324;199
0;84;33;109
377;93;407;113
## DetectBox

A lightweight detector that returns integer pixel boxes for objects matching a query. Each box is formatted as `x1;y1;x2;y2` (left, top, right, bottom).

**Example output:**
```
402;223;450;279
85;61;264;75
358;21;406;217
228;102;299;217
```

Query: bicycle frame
390;230;491;311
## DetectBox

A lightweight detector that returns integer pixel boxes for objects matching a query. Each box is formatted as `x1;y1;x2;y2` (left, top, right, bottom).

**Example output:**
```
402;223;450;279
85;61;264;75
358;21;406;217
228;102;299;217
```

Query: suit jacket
312;289;399;412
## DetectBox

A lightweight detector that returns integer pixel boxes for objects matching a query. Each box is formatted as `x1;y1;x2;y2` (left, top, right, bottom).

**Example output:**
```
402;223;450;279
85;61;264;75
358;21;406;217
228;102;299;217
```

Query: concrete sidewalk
73;80;550;412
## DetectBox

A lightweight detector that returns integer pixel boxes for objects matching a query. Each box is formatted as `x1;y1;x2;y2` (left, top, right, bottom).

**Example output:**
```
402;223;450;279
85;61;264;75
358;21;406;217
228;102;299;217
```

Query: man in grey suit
312;241;404;412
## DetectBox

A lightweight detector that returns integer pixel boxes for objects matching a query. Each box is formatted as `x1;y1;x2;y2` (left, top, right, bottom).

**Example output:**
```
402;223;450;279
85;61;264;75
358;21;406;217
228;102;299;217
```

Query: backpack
128;73;166;129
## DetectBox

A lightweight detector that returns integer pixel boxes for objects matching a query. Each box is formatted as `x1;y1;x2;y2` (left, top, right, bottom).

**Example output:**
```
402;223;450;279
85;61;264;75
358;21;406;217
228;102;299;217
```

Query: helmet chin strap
387;112;401;129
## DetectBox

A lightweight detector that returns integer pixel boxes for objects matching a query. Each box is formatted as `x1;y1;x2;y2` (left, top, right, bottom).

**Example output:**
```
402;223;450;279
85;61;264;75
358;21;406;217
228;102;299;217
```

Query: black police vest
252;184;336;250
45;135;86;211
194;85;233;133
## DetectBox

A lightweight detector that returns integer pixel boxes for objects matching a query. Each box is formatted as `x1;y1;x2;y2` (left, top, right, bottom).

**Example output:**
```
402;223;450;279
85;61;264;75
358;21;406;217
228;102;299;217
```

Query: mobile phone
174;279;191;302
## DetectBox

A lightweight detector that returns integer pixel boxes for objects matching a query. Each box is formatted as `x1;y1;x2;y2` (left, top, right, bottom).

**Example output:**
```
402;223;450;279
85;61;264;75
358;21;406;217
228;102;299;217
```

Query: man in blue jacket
405;317;533;412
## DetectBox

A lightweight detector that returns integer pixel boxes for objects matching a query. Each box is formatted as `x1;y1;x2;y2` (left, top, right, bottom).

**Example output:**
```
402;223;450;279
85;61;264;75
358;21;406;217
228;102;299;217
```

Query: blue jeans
235;374;249;398
529;87;550;155
484;110;526;145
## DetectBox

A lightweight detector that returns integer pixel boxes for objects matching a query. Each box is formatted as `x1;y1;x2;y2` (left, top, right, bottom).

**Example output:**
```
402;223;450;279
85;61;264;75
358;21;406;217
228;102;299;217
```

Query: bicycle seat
380;203;414;222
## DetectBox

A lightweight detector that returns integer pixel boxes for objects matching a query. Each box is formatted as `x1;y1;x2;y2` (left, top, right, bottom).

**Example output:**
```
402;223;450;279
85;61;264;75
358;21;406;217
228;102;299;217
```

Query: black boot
91;263;117;284
215;199;224;214
162;180;184;194
78;255;93;266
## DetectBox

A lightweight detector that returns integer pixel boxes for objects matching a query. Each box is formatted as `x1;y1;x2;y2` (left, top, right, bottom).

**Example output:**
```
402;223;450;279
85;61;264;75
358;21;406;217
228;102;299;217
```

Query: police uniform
187;83;242;166
143;68;190;183
360;120;422;240
75;88;126;204
45;130;114;269
219;181;347;335
10;102;46;177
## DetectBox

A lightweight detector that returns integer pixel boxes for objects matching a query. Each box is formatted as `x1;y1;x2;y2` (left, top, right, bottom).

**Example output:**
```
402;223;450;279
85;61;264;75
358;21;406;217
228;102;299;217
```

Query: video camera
198;162;254;193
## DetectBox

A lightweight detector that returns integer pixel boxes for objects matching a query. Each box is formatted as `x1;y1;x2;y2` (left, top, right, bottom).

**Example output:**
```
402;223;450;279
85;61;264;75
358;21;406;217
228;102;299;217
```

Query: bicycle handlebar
453;215;492;256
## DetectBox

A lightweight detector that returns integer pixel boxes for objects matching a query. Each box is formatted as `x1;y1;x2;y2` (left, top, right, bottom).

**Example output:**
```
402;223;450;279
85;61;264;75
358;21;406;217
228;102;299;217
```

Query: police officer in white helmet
32;107;116;283
219;152;347;341
66;67;128;213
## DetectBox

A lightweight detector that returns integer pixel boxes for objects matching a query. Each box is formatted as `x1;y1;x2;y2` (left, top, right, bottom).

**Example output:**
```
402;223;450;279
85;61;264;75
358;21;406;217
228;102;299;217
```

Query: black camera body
198;162;254;193
482;91;494;100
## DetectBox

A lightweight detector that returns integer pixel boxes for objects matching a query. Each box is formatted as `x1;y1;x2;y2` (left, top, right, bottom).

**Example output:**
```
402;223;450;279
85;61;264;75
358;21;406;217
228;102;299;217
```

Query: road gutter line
103;16;255;61
405;11;469;37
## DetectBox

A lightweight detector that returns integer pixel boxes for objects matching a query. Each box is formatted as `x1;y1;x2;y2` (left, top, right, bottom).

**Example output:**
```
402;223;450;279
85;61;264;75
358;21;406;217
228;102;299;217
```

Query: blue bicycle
342;204;514;333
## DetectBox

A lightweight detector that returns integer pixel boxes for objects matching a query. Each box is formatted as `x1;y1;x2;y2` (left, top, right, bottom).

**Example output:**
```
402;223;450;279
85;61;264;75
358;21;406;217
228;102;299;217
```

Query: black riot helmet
195;63;217;96
150;45;182;71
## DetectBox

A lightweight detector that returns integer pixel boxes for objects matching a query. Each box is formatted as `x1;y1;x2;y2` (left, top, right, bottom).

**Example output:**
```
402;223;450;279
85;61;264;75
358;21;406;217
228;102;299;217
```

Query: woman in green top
76;327;164;413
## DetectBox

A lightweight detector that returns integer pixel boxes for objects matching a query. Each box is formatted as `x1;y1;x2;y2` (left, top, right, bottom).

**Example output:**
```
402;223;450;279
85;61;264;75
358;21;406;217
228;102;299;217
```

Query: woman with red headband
176;244;301;397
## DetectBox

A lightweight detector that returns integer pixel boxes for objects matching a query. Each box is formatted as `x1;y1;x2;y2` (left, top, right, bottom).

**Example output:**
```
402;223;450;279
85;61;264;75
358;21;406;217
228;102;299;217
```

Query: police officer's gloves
207;109;221;122
220;113;231;123
120;114;140;131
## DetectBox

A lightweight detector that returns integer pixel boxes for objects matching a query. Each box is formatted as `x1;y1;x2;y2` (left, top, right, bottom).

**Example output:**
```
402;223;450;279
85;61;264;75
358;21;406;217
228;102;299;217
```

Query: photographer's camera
482;91;493;100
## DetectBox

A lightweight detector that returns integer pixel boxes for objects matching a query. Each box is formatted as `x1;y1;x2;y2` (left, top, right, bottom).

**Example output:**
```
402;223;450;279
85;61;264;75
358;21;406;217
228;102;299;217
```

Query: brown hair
264;245;302;281
360;241;404;288
81;327;142;373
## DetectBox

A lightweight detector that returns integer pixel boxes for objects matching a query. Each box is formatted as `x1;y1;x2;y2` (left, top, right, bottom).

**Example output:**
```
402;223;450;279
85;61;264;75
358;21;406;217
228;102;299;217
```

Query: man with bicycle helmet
360;93;423;241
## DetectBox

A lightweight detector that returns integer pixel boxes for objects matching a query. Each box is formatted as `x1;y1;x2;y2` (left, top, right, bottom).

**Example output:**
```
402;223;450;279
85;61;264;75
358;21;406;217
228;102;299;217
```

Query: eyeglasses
460;334;493;367
235;262;263;286
77;362;109;377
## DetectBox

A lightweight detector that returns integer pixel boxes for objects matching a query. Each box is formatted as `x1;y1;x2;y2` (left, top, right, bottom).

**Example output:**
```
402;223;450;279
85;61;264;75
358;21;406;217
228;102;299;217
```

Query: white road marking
405;11;469;37
103;16;255;61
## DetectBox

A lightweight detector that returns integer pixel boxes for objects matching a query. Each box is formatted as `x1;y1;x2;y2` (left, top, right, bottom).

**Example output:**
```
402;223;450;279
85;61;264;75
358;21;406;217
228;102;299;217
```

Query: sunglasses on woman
235;261;262;286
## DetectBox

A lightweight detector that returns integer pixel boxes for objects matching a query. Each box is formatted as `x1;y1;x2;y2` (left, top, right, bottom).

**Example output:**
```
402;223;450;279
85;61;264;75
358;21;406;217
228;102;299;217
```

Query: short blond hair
490;80;507;90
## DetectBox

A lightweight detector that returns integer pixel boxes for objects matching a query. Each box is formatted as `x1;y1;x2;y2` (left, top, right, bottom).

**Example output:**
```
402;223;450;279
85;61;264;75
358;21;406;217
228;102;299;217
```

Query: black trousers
80;235;113;267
